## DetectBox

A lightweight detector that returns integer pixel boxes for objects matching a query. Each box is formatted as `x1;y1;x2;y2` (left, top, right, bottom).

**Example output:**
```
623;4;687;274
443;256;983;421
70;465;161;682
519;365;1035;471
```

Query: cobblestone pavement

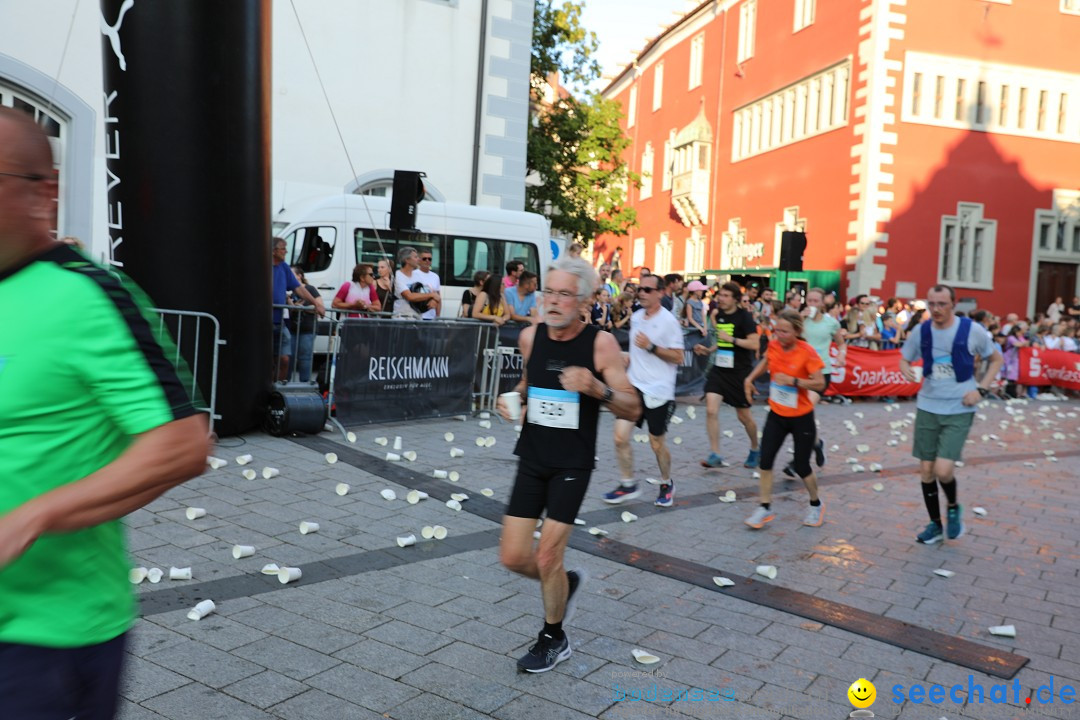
119;396;1080;720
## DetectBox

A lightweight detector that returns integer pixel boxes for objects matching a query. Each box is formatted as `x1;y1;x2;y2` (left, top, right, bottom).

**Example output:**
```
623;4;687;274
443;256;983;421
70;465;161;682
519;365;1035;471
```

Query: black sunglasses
638;286;658;294
419;256;433;261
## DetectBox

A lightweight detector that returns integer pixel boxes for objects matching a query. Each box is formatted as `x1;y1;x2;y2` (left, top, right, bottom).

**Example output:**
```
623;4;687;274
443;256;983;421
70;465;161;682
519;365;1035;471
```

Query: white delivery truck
272;193;553;317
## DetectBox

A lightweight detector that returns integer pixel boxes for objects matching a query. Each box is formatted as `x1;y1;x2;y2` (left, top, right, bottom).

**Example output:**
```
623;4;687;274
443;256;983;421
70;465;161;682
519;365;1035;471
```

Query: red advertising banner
825;345;923;397
1018;347;1080;390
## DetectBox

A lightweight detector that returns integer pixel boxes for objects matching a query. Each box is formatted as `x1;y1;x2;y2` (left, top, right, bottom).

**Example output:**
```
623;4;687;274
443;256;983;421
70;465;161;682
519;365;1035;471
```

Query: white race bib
715;349;735;368
526;386;580;430
931;355;955;380
769;382;798;409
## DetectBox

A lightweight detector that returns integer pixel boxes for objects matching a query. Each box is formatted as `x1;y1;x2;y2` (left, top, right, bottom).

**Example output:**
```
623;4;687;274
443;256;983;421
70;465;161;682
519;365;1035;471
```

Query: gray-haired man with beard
496;256;641;673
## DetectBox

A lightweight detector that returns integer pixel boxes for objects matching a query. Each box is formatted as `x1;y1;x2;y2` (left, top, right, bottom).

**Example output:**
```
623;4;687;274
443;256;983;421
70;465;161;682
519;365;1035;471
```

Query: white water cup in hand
169;566;192;581
912;365;923;382
187;599;215;621
278;567;302;584
807;305;817;319
262;467;279;479
232;544;255;559
396;534;417;547
185;507;206;520
236;454;253;465
500;391;522;420
299;521;320;535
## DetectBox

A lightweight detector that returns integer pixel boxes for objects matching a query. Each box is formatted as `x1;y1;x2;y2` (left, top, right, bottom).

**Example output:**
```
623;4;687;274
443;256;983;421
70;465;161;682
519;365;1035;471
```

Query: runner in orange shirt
742;309;827;529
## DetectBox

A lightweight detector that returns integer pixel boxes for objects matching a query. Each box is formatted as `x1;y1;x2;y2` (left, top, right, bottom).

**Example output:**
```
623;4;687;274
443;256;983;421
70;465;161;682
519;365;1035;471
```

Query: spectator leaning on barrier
0;107;210;718
289;266;326;383
473;273;509;326
416;249;442;319
375;256;395;310
272;237;322;381
393;246;439;319
503;260;524;290
506;270;539;323
460;270;490;319
332;263;380;319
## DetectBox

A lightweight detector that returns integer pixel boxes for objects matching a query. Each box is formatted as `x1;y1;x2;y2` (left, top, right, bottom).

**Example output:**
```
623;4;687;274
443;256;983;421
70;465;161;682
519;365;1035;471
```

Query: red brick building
597;0;1080;316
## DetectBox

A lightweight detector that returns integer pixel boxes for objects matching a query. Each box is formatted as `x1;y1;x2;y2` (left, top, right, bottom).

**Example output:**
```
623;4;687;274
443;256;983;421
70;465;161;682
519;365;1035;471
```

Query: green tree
527;0;638;243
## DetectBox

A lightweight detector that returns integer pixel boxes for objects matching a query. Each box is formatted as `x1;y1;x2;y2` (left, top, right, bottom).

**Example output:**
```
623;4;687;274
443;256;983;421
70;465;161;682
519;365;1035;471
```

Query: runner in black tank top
496;258;641;674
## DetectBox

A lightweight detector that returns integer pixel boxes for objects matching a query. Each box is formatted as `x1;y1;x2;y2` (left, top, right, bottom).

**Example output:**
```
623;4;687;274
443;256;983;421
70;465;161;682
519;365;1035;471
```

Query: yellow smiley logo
847;678;876;709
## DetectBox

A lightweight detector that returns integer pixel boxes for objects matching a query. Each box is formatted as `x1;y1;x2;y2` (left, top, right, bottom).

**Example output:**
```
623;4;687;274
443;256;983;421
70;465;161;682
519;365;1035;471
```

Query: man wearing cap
900;285;1002;545
0;107;209;717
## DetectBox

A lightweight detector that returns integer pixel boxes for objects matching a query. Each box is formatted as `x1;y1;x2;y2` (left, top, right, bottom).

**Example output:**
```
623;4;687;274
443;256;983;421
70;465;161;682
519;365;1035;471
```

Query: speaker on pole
389;170;426;231
779;231;807;271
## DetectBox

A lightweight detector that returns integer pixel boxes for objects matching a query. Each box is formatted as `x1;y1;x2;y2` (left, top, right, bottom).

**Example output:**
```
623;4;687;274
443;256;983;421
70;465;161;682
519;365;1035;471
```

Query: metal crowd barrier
151;308;224;435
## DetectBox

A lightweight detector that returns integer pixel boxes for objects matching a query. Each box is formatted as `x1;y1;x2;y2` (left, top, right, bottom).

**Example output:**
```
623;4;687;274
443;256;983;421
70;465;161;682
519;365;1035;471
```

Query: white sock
620;478;635;487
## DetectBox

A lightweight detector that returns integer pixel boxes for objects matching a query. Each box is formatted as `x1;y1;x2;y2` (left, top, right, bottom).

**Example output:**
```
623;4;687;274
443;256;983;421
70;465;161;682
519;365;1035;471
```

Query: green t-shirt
803;313;842;374
0;245;196;648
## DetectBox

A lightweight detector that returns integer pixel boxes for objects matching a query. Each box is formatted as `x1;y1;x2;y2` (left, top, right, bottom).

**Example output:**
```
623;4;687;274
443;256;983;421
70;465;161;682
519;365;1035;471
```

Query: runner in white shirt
601;274;685;507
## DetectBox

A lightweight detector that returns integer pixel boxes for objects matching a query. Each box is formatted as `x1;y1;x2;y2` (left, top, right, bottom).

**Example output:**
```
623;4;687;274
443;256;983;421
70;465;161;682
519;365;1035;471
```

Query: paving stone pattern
120;397;1080;719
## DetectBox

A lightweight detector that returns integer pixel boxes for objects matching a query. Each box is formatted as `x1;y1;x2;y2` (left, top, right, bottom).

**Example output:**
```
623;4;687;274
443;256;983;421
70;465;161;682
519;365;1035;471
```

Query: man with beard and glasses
497;256;641;673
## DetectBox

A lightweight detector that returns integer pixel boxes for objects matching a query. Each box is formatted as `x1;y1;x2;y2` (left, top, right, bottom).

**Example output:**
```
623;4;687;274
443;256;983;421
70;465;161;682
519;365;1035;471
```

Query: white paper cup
448;471;460;482
169;566;192;581
207;456;227;470
147;568;164;583
375;436;388;446
432;525;447;540
380;489;397;501
236;454;253;465
807;305;817;319
755;565;778;580
396;534;417;547
335;483;350;496
324;452;338;464
484;436;496;448
444;432;454;442
450;448;464;458
393;436;403;451
386;452;401;461
446;499;462;511
403;451;417;462
475;437;486;447
500;391;522;420
129;567;148;584
187;599;216;621
185;507;206;520
299;521;320;535
480;488;494;497
346;431;357;443
912;365;923;382
278;567;302;584
232;544;255;559
406;490;429;504
480;411;490;419
242;468;257;481
451;493;469;502
260;563;280;575
262;467;280;479
433;470;449;479
421;526;436;539
478;419;492;429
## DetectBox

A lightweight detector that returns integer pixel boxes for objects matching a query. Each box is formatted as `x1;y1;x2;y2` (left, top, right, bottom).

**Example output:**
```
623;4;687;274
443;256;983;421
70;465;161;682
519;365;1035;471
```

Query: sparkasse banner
825;345;923;397
335;320;480;425
1018;347;1080;391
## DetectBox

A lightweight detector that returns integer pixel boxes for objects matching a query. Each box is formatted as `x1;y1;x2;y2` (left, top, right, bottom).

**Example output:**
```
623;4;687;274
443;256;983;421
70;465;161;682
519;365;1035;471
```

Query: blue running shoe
946;505;965;540
602;484;640;504
916;521;944;545
655;482;674;507
700;452;728;468
744;449;761;468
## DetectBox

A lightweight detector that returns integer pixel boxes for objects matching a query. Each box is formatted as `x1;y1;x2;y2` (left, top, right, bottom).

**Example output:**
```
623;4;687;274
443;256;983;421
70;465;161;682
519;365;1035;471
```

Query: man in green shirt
0;108;209;718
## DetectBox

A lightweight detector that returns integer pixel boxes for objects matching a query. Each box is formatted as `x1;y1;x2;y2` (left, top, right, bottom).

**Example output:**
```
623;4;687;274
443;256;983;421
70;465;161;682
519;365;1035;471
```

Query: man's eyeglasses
0;171;45;182
637;286;658;294
542;289;579;301
927;301;952;309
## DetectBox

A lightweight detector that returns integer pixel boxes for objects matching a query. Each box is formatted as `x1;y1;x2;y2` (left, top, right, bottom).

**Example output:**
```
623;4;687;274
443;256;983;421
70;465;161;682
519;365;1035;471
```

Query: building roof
675;102;713;146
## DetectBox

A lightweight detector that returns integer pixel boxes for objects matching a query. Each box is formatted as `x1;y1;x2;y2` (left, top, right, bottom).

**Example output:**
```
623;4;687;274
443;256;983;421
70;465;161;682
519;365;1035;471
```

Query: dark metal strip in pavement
138;529;500;617
287;435;1030;679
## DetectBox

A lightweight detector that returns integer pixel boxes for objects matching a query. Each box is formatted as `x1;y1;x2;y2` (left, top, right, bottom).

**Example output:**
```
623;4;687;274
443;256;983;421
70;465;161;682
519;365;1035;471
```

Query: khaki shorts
912;409;974;462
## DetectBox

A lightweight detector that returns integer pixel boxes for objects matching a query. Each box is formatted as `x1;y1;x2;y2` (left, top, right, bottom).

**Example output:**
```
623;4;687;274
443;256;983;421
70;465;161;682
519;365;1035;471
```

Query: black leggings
759;410;817;478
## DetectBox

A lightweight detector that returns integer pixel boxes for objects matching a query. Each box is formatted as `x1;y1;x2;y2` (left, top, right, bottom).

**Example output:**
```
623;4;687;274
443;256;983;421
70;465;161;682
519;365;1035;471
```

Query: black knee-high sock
939;477;958;506
921;482;941;524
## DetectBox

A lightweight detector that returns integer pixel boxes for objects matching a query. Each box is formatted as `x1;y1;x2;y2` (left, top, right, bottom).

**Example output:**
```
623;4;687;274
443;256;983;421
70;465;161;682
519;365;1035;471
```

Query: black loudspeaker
389;170;426;231
266;386;327;436
779;231;807;271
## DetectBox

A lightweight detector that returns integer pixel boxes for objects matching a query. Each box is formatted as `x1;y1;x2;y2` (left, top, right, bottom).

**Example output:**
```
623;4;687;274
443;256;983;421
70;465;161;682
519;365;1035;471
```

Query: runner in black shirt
497;257;640;674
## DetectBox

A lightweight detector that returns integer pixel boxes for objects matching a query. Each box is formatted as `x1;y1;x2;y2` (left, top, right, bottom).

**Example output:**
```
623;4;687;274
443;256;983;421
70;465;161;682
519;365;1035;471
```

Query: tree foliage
526;0;638;243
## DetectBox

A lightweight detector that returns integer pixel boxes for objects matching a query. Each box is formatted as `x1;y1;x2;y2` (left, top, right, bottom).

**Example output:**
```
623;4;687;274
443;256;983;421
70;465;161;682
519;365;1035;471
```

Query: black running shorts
633;388;676;437
506;458;593;525
704;367;752;408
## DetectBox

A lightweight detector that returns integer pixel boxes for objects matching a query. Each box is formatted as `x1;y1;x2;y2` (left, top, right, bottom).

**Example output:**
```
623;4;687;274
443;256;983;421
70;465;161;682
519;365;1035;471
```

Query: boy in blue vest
899;285;1002;544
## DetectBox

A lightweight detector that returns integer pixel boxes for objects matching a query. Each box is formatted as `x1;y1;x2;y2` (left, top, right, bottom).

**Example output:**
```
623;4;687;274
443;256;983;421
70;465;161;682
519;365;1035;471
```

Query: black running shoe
517;631;571;673
814;439;826;468
782;461;798;479
564;567;588;623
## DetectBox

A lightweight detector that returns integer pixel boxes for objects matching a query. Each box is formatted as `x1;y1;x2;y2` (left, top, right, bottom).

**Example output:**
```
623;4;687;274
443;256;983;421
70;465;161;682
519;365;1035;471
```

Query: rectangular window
640;144;654;199
807;79;820;134
976;81;987;125
1039;221;1051;250
1017;87;1028;129
628;86;637;128
1037;90;1048;132
1056;222;1067;251
1063;0;1080;15
972;227;984;282
662;135;673;191
820;73;834;128
1073;225;1080;253
942;224;954;280
698;143;709;170
911;72;922;116
940;203;996;288
738;0;756;63
689;33;705;89
632;237;645;268
653;62;664;111
934;76;945;119
1058;93;1068;134
998;85;1009;126
794;0;815;31
795;85;807;137
656;232;671;275
955;78;966;121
